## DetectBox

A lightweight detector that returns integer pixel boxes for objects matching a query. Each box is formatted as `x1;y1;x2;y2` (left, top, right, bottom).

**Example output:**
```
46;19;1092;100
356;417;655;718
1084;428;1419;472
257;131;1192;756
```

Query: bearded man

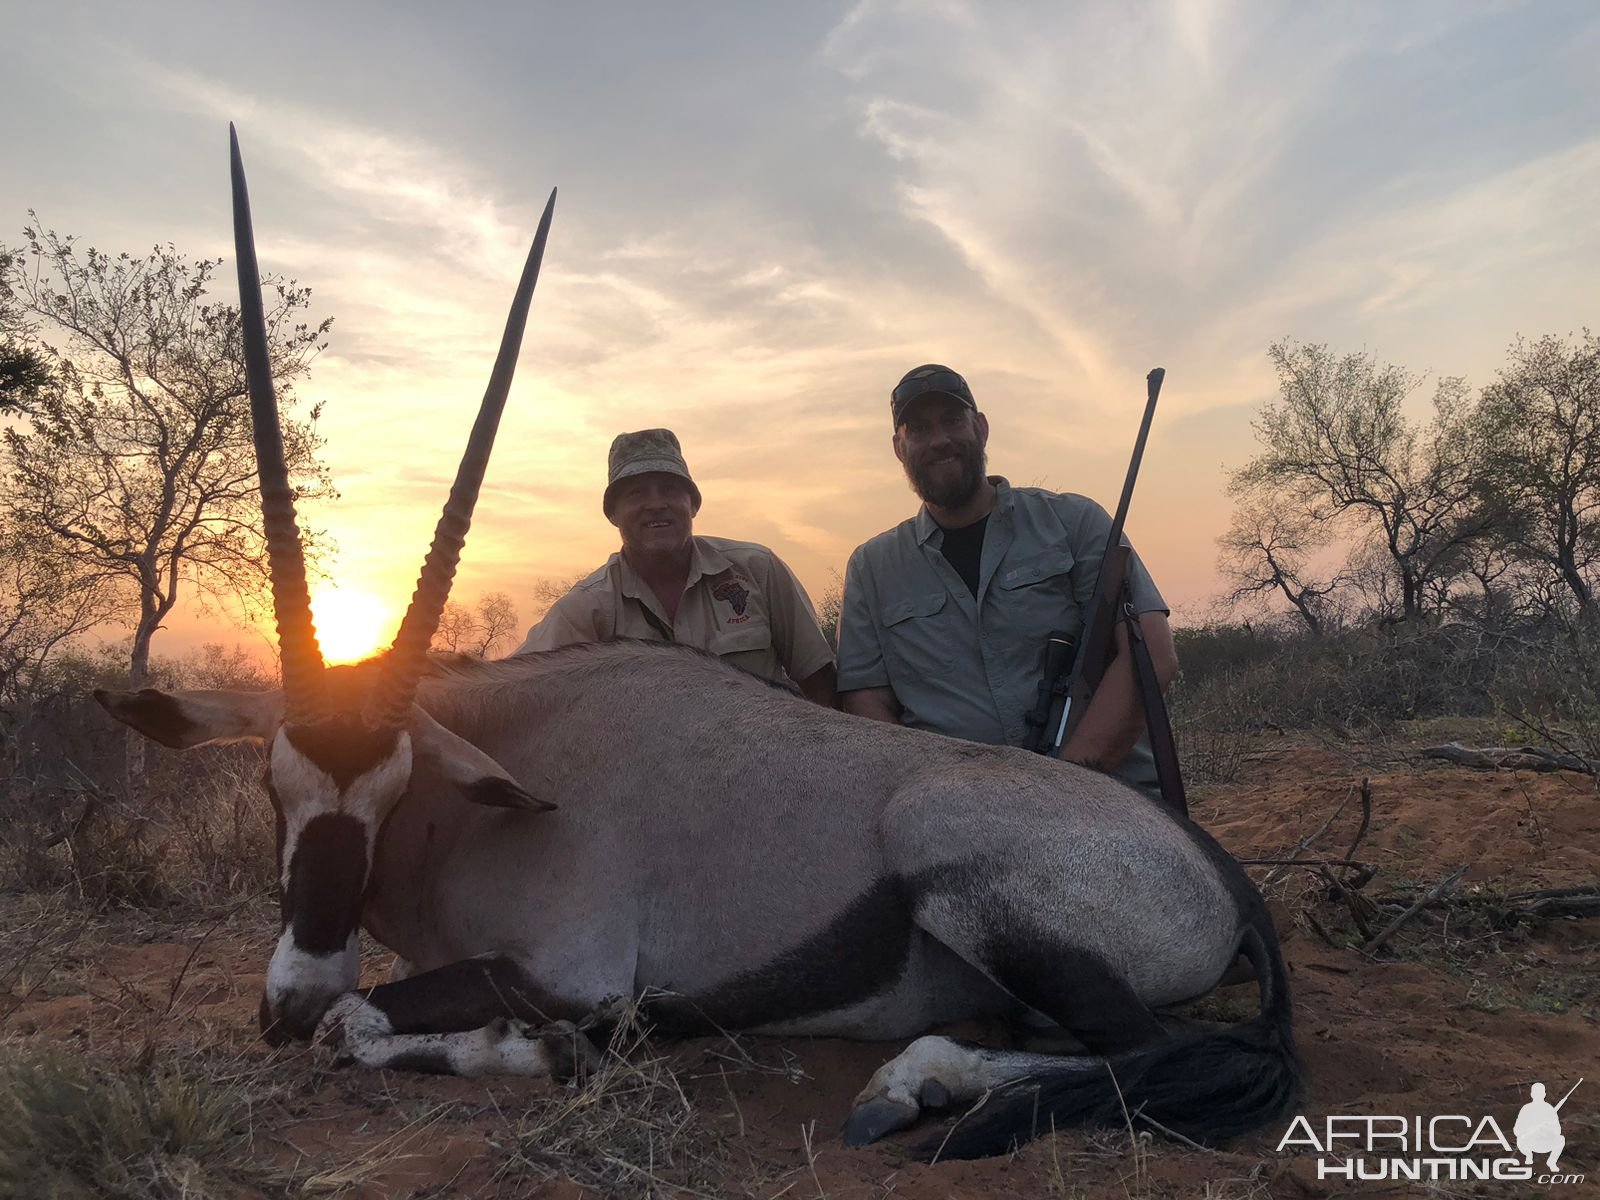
835;365;1178;800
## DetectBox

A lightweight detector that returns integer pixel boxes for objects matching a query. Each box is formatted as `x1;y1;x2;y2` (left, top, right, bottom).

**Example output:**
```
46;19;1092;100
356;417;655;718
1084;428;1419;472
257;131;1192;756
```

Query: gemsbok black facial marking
284;722;403;792
284;813;370;953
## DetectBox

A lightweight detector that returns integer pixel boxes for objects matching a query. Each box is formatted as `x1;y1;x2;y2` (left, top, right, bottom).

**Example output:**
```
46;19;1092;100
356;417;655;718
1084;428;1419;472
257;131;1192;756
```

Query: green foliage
1491;616;1600;763
0;248;52;413
0;345;51;413
1174;613;1600;773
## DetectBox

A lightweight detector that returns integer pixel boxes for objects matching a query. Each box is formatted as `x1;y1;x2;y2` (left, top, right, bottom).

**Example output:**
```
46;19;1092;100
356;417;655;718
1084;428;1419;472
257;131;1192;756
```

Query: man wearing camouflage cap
518;429;837;705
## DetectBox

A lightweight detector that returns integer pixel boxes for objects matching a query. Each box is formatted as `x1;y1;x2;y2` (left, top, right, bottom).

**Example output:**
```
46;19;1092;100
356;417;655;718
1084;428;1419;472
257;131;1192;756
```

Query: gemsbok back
96;128;1301;1160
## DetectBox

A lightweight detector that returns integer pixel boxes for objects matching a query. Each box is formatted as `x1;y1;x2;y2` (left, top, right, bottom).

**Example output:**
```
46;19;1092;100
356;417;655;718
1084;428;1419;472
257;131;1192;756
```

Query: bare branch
0;222;335;685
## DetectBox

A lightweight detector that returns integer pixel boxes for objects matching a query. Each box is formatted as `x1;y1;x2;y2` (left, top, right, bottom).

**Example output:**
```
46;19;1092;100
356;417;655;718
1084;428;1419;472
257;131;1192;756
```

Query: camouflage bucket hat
602;428;703;517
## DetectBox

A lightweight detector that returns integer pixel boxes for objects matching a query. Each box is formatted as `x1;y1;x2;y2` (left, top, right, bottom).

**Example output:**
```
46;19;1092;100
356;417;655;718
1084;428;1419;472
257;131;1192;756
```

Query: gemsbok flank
97;127;1301;1160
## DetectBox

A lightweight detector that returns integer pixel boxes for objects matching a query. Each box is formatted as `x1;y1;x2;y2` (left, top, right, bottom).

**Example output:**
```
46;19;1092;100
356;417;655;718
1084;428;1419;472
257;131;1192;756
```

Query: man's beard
906;443;987;509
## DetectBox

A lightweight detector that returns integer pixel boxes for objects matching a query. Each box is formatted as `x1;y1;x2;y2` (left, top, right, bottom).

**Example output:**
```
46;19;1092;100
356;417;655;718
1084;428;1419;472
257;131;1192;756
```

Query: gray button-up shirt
837;477;1167;794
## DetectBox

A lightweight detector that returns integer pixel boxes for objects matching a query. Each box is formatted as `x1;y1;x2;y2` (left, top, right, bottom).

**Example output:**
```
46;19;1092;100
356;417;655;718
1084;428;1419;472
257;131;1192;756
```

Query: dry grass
0;1050;263;1199
0;894;98;1031
492;1000;778;1199
1;749;275;913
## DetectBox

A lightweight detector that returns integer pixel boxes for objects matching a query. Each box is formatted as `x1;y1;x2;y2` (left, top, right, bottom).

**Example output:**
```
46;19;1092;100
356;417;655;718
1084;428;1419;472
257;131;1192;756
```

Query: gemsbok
96;128;1300;1160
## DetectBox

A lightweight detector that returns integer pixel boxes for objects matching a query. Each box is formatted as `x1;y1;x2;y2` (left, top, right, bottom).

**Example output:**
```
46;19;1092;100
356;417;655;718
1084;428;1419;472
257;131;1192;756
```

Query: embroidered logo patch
713;580;750;616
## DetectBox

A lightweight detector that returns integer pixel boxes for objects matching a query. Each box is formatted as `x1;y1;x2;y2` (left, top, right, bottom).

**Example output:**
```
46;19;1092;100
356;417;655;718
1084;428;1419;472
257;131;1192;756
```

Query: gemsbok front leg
315;955;604;1080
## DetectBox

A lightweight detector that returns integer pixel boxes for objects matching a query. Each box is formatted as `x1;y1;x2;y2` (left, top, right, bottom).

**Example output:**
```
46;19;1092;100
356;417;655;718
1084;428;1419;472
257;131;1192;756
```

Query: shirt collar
914;476;1012;545
686;536;732;585
615;536;731;598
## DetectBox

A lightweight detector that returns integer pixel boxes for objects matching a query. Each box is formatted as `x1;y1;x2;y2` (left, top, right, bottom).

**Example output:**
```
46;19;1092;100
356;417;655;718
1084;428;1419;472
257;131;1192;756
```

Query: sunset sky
5;1;1598;661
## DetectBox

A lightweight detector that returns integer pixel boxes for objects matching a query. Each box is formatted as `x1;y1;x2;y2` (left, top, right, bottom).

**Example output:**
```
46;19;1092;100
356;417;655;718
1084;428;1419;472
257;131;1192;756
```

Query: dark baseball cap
890;364;977;427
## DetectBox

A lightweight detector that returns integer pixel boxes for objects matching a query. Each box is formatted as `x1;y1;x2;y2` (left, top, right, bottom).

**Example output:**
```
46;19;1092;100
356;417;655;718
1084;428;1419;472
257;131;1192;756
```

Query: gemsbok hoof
532;1018;603;1084
843;1095;922;1146
315;992;393;1066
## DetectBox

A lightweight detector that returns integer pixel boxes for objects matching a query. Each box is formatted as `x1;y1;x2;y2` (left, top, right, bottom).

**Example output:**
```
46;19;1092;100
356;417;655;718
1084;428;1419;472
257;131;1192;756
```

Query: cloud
15;0;1594;637
137;63;532;273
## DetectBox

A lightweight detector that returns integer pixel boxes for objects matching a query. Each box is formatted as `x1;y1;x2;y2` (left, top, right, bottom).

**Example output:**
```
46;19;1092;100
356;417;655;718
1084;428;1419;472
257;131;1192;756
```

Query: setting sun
309;585;394;665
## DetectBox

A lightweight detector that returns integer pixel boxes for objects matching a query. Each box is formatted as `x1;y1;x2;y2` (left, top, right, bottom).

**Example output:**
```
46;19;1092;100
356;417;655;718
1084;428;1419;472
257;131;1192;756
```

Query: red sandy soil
3;738;1596;1197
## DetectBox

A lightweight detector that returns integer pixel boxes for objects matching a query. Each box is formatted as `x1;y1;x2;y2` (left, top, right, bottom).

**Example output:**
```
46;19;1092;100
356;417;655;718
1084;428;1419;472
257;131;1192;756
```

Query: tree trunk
129;629;152;689
124;602;159;783
1288;594;1323;636
1557;551;1594;616
1402;570;1421;621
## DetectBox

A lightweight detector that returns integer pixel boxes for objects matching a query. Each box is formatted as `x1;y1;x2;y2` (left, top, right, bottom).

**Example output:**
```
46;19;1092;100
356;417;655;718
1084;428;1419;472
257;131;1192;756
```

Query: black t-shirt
938;514;989;598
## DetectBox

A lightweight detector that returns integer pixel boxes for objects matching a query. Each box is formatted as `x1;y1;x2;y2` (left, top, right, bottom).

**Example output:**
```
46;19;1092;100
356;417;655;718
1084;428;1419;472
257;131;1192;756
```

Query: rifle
1021;368;1187;815
1554;1078;1583;1112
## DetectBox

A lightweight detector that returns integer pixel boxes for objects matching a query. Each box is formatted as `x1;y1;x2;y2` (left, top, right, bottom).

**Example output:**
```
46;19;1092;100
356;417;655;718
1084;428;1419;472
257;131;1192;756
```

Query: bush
1171;620;1507;740
0;1053;253;1199
1;643;278;910
1171;612;1600;773
1488;619;1600;762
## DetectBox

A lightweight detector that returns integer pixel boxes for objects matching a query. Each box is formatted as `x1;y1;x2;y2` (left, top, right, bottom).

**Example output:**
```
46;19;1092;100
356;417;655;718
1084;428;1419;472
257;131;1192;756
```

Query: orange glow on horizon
309;585;394;664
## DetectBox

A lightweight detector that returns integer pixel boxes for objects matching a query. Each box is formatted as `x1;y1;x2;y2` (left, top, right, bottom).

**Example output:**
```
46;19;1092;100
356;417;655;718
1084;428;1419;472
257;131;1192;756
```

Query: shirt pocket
881;590;958;676
709;619;775;658
993;549;1080;647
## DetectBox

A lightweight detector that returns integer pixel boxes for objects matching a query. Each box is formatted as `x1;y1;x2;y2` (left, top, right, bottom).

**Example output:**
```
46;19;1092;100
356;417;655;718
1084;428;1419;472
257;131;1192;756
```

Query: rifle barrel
1043;368;1164;755
1554;1077;1583;1111
1103;367;1164;558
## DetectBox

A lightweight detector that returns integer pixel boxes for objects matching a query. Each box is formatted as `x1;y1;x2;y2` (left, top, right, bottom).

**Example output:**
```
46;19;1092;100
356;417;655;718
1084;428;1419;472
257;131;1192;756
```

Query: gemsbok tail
927;919;1301;1161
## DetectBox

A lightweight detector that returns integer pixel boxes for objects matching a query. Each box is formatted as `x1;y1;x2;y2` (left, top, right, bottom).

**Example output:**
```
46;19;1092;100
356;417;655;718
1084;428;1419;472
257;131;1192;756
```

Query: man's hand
842;686;902;725
1059;611;1178;769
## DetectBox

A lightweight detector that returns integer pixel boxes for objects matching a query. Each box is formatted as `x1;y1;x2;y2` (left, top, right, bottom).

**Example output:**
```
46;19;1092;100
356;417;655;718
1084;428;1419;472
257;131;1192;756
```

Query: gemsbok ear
408;707;557;813
94;688;285;749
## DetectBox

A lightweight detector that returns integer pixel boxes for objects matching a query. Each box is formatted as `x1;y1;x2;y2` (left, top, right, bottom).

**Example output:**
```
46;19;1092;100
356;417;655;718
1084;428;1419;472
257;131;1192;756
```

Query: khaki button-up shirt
517;535;835;688
837;478;1167;794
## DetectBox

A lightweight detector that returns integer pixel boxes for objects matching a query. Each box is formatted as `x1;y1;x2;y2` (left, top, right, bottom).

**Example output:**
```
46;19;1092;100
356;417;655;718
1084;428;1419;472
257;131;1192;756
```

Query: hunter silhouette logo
1277;1075;1585;1185
1516;1078;1581;1171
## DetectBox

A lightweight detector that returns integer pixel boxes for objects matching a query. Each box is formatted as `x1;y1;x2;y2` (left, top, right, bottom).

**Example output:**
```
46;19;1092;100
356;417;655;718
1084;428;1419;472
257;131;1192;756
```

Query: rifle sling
1120;583;1189;818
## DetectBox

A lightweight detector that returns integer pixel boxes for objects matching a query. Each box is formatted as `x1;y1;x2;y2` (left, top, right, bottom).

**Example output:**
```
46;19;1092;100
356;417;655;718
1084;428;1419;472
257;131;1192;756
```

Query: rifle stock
1050;543;1129;752
1024;368;1164;757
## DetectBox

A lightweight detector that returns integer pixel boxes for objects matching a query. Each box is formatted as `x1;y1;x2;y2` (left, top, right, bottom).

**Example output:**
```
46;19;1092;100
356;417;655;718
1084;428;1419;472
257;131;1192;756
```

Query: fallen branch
1507;885;1600;902
1523;895;1600;920
1357;882;1600;926
1237;857;1375;869
1420;743;1599;776
1362;866;1469;955
1264;780;1361;886
1343;779;1372;863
